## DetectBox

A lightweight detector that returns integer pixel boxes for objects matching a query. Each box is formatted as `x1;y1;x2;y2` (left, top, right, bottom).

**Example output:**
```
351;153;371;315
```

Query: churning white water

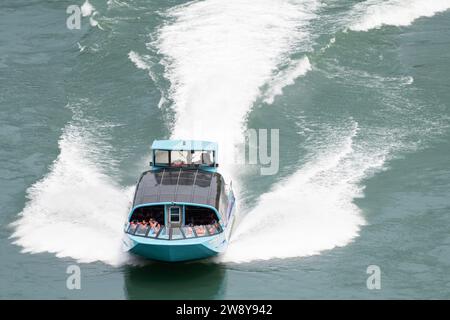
11;0;449;265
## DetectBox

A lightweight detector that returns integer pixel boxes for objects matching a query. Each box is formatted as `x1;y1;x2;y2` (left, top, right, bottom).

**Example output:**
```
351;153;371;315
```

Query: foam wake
262;56;312;104
128;51;152;70
156;0;319;172
222;121;390;263
349;0;450;31
155;0;388;263
10;108;133;266
11;0;320;266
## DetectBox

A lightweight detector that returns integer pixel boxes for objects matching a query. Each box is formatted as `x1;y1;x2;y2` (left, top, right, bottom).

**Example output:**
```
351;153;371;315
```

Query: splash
349;0;450;31
81;0;95;17
10;108;133;266
154;0;386;263
222;121;392;262
262;56;312;104
156;0;319;172
128;51;152;70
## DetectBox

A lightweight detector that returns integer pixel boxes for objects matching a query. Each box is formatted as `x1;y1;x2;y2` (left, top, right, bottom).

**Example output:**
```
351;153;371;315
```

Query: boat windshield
154;149;214;167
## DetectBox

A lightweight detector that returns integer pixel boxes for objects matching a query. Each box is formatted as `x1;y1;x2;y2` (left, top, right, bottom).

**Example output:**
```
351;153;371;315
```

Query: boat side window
154;149;215;167
127;222;138;234
169;207;181;223
194;225;208;237
191;151;202;164
157;226;169;239
170;150;188;167
182;226;196;238
191;150;214;166
201;151;214;166
154;150;169;166
171;228;184;240
135;223;149;236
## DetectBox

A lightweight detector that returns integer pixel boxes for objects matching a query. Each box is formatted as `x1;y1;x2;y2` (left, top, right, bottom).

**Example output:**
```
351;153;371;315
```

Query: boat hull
123;232;228;262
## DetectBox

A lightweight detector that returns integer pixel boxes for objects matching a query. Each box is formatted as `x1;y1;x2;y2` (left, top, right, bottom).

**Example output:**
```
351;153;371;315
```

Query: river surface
1;0;450;299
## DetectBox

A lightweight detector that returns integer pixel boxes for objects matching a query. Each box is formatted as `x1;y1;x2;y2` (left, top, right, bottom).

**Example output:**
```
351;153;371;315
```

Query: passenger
202;152;212;165
209;213;217;224
195;225;206;236
134;221;148;236
128;220;138;233
147;219;157;236
140;220;148;226
138;220;149;232
184;225;194;237
172;159;185;167
208;224;217;235
153;221;161;233
152;218;160;229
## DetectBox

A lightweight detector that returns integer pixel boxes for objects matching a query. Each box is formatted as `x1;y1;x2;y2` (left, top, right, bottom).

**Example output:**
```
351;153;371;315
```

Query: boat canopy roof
133;168;223;210
151;140;218;153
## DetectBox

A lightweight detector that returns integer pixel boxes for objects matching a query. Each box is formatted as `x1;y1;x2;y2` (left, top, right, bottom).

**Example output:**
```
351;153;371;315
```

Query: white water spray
157;0;318;173
13;0;442;266
10;109;133;266
349;0;450;31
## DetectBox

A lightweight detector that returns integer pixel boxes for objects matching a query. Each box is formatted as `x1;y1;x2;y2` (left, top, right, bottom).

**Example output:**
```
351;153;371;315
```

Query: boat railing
126;223;222;240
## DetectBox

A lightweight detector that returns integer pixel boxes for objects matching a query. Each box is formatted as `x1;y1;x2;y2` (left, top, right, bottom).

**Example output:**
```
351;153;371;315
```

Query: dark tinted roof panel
133;168;222;210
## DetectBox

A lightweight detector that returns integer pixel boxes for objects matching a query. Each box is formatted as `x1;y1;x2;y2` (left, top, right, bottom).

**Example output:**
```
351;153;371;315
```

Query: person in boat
204;213;217;234
153;219;161;234
202;152;213;165
171;159;185;167
134;219;148;235
147;218;159;236
207;223;217;235
195;225;206;236
184;223;195;237
147;220;155;236
128;220;138;233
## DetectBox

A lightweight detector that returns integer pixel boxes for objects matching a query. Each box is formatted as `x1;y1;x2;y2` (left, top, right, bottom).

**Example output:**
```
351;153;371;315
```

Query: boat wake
222;121;391;263
10;106;133;266
222;0;450;263
348;0;450;31
155;0;319;174
10;0;450;265
262;56;312;105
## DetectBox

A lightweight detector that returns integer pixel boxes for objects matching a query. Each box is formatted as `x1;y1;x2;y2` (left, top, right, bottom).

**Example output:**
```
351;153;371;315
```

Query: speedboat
122;140;236;262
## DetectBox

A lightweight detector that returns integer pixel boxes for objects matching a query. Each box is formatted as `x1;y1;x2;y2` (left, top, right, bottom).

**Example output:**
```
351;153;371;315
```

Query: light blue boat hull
123;230;230;262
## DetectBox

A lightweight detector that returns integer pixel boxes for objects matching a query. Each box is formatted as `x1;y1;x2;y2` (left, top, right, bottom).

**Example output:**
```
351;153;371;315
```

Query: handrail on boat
125;223;222;240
